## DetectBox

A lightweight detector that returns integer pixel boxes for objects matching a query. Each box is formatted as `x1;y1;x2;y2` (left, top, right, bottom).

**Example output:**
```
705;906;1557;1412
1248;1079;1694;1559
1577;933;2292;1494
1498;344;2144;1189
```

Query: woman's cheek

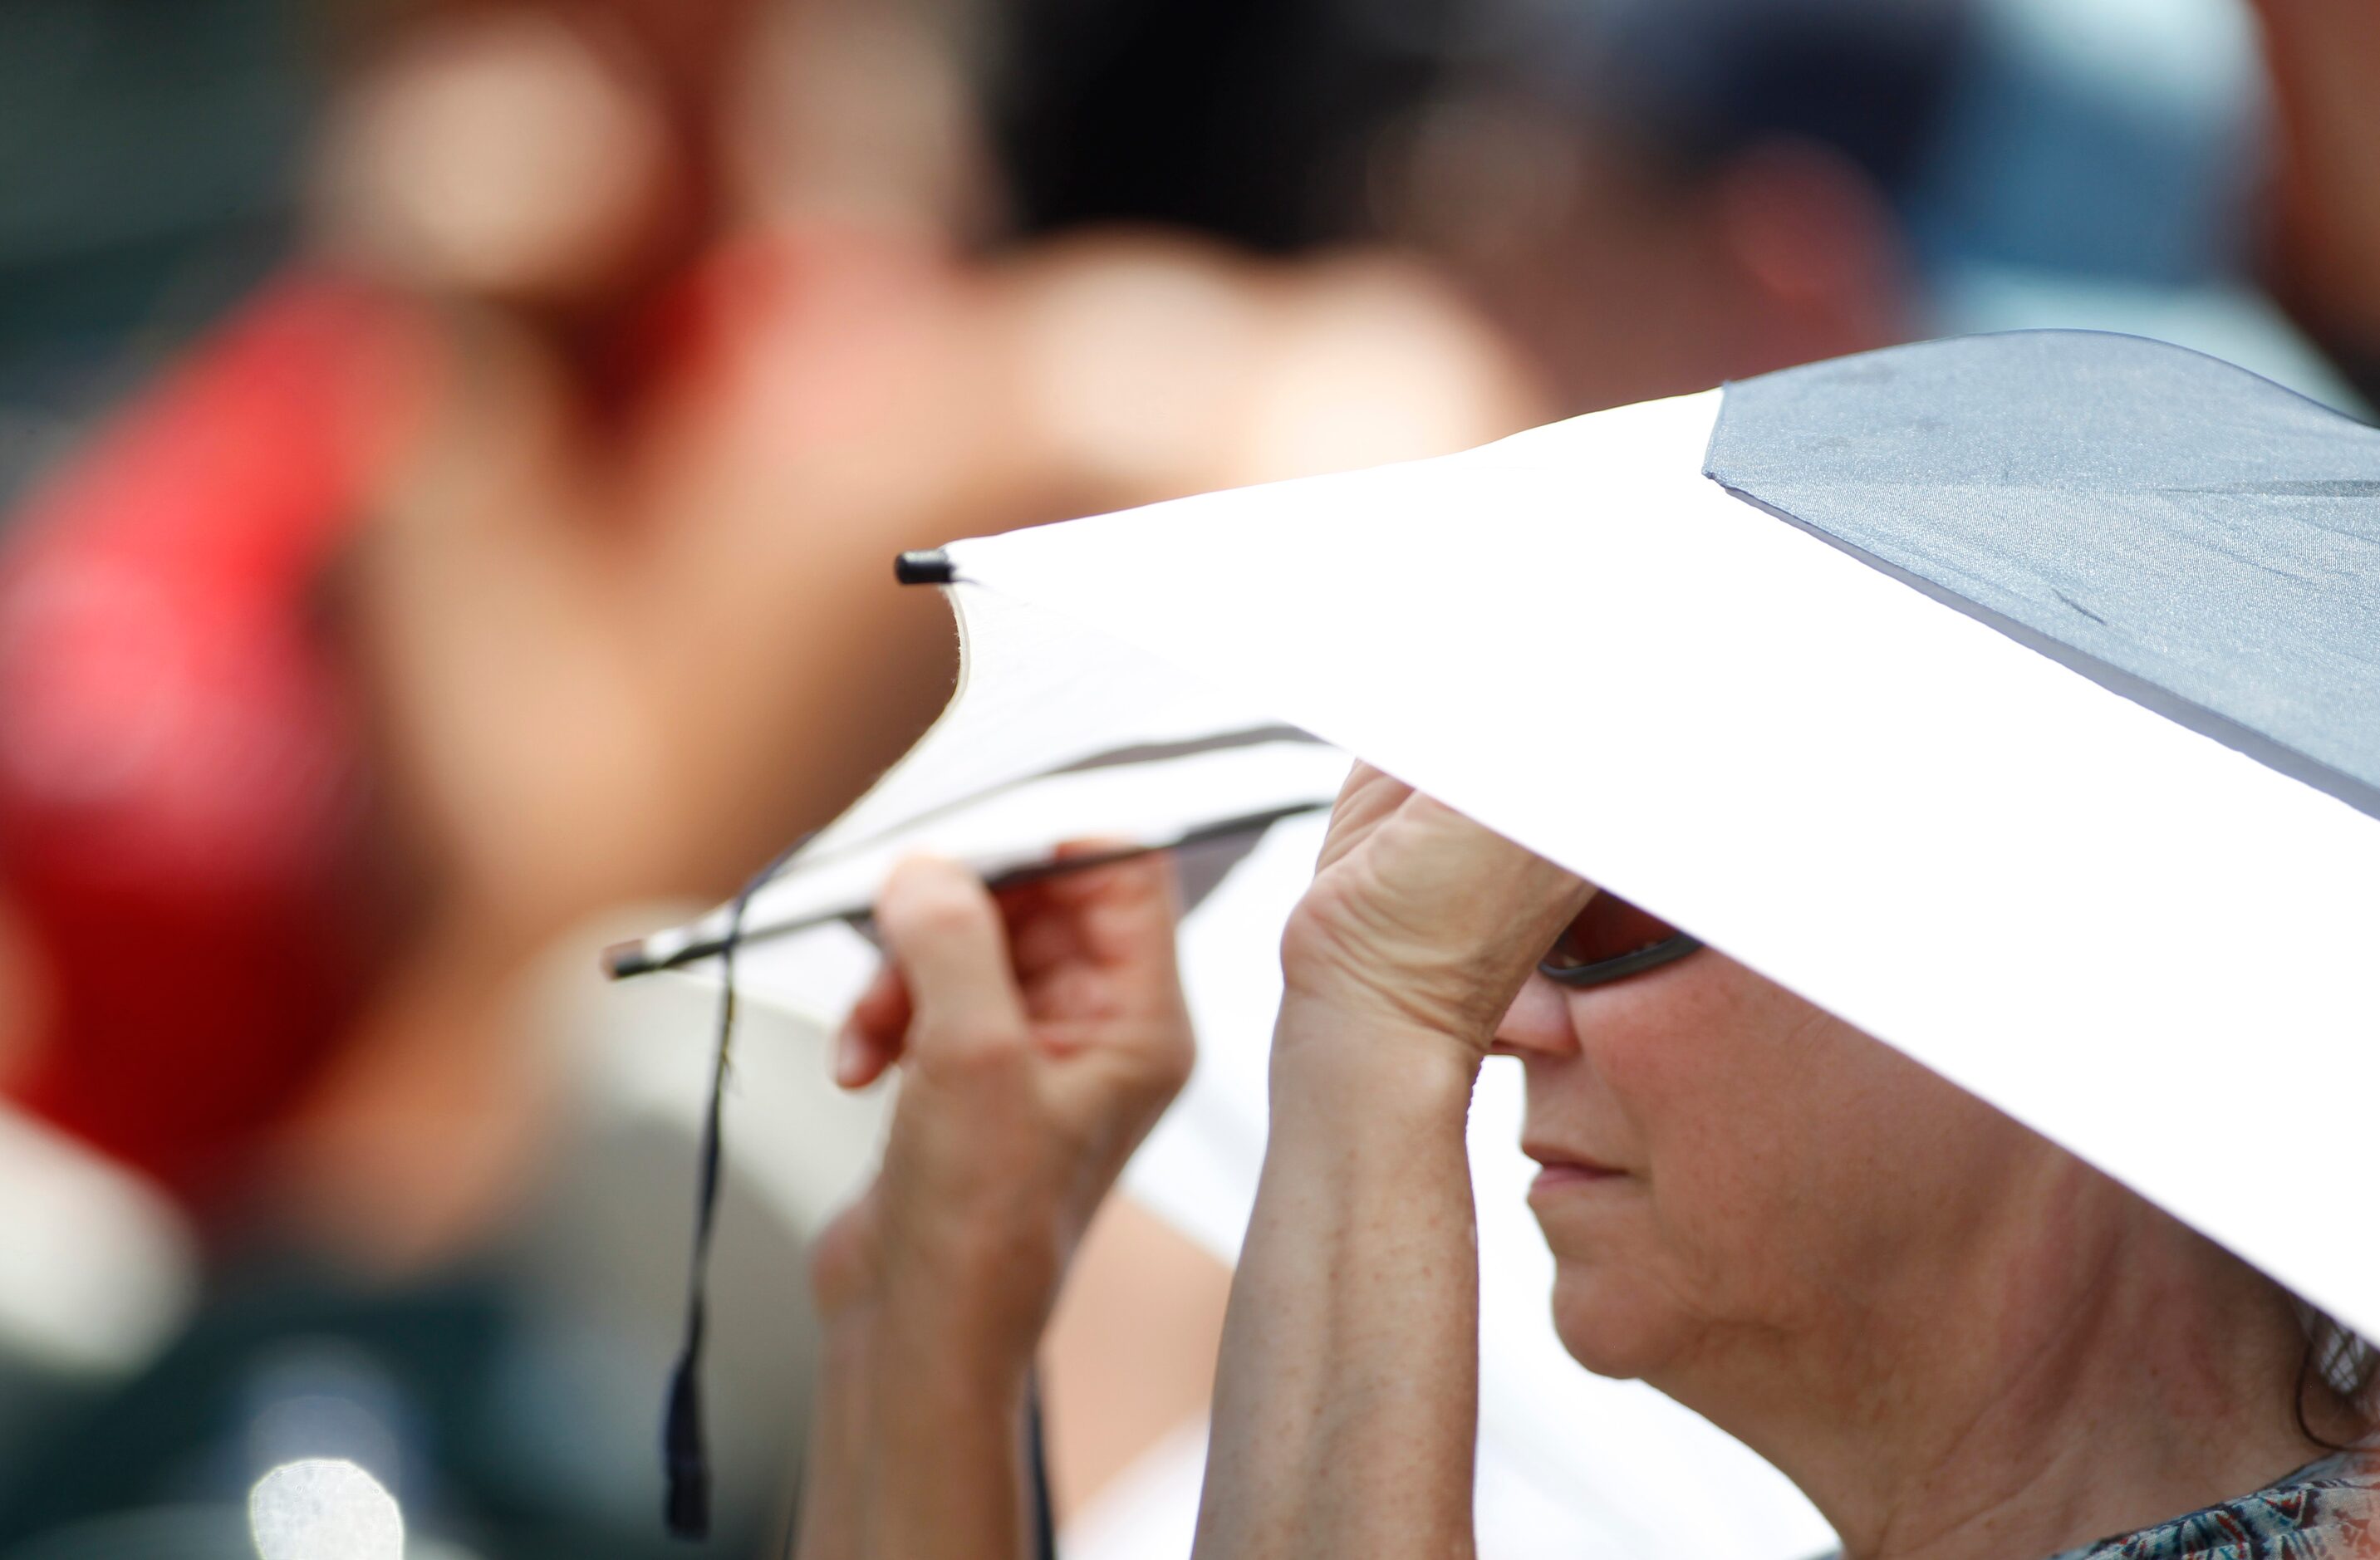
1569;972;1738;1136
1572;965;1835;1303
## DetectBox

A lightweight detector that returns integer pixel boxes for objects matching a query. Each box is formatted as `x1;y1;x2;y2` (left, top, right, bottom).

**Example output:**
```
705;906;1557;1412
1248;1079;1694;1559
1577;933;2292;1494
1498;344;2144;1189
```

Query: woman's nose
1490;973;1581;1058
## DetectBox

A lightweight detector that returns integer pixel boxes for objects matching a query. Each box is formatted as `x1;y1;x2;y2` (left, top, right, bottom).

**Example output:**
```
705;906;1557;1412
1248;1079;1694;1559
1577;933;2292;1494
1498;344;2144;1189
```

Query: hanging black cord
662;833;1062;1555
1027;1371;1058;1560
665;837;808;1539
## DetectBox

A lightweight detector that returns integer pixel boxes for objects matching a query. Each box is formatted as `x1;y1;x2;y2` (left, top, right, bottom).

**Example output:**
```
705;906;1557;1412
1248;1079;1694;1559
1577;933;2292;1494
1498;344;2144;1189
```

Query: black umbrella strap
1028;1371;1058;1560
665;839;803;1539
661;837;1062;1557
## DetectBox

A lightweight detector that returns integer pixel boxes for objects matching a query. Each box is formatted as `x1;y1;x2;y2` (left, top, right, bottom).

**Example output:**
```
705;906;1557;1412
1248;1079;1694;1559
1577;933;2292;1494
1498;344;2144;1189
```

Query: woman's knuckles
878;861;1018;984
1283;851;1581;1043
908;1017;1037;1085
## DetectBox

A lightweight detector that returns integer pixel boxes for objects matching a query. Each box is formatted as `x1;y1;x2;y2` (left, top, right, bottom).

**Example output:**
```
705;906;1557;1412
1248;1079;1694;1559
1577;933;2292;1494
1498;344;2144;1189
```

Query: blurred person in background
1363;0;2360;417
0;0;1530;1552
1373;0;1950;410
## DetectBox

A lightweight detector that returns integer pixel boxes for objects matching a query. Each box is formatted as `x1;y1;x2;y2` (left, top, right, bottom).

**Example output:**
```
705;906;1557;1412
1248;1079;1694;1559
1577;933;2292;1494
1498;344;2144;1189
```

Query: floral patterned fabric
1812;1450;2380;1560
2048;1450;2380;1560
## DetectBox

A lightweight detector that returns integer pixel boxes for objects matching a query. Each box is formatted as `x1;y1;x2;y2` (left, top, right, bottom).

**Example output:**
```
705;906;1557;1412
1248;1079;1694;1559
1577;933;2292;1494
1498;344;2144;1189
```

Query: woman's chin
1549;1272;1682;1382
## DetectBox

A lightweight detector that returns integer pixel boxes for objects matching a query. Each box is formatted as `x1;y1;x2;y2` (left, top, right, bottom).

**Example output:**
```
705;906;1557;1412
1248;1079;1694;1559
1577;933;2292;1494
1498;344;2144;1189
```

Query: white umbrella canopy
904;331;2380;1340
621;329;2380;1547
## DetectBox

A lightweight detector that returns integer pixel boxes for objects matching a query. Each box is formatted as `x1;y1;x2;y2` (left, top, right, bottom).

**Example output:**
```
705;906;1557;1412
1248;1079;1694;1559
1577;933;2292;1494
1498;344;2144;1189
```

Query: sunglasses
1538;889;1702;987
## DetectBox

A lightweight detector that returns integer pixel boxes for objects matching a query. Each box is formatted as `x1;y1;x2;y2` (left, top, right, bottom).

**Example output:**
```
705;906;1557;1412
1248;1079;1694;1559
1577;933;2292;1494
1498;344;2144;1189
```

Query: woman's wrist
812;1204;1067;1369
805;1293;1034;1560
822;1286;1038;1414
863;1225;1062;1375
1270;988;1482;1126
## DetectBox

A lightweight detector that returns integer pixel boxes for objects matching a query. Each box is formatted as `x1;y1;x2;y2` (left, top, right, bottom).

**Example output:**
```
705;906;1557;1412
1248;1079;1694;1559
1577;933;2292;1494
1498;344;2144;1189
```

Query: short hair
2298;1301;2380;1447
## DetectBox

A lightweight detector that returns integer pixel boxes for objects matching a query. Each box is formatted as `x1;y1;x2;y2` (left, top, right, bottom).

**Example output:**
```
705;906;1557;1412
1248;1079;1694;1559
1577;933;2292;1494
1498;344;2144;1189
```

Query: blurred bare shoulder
989;231;1549;507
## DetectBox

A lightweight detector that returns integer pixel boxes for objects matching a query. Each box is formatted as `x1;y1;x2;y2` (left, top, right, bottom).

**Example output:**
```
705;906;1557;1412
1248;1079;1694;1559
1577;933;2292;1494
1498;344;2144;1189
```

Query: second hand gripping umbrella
619;330;2380;1550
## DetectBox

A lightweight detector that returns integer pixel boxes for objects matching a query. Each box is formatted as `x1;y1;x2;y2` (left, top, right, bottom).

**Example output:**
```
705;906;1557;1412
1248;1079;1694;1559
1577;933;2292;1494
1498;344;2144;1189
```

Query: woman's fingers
1286;779;1591;1046
836;960;911;1088
1033;846;1180;974
1313;763;1415;872
848;846;1189;1092
872;856;1032;1062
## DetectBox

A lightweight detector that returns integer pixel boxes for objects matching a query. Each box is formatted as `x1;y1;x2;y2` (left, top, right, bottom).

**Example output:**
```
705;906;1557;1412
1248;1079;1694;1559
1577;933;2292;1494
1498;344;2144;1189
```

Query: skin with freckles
1493;949;2039;1384
1488;924;2340;1559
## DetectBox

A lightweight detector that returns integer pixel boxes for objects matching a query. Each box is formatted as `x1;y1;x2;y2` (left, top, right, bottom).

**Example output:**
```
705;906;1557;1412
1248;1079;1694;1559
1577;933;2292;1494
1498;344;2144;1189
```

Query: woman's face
1493;931;2050;1388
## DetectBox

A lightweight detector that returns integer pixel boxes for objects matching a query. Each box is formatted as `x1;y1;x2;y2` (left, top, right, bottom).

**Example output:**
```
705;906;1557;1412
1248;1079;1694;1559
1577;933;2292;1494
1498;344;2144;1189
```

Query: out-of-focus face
1493;928;2049;1387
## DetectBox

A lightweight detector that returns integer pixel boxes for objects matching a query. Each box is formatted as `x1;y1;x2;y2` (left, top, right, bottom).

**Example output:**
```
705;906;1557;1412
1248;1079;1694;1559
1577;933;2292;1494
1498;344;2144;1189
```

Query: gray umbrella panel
1707;331;2380;821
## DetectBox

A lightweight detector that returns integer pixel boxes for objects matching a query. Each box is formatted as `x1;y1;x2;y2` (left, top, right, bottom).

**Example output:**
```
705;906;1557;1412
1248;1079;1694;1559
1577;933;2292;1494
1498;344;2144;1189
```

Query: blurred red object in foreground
0;277;431;1208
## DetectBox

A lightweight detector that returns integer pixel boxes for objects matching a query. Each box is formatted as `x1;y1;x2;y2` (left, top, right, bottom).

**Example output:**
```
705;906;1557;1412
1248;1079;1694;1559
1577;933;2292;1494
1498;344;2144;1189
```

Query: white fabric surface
949;389;2380;1343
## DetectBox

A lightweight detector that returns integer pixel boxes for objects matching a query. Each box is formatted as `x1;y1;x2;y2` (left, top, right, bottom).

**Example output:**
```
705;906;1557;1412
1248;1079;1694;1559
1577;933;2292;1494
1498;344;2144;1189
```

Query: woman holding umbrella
793;763;2378;1559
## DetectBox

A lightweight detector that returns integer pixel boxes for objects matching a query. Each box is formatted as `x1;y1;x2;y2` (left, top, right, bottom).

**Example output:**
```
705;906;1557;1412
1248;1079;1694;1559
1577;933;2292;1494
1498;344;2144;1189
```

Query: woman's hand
1280;763;1590;1063
1192;768;1583;1560
812;846;1195;1352
797;846;1192;1560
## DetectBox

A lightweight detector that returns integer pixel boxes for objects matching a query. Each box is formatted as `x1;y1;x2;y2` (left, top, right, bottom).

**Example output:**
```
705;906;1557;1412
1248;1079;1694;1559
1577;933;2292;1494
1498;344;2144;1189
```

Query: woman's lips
1523;1145;1624;1193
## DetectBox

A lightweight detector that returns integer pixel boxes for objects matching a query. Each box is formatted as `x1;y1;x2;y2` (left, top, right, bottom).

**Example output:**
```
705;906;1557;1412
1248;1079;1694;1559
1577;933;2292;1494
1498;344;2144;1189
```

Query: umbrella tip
601;939;655;980
895;548;954;586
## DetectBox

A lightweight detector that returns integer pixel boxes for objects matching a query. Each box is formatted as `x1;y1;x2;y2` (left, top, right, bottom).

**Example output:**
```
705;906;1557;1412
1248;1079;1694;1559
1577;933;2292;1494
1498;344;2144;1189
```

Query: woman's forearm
793;1309;875;1560
1193;998;1484;1559
796;1298;1034;1560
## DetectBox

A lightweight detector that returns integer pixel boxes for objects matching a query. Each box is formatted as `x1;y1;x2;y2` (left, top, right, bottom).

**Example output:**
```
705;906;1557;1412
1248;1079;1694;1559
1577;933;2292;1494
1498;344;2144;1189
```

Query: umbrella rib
603;797;1332;979
773;723;1328;883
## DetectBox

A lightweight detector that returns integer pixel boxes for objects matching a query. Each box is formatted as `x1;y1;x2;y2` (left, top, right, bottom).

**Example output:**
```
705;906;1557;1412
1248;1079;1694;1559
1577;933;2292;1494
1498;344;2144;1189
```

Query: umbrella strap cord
1028;1371;1058;1560
665;836;806;1539
660;836;1062;1559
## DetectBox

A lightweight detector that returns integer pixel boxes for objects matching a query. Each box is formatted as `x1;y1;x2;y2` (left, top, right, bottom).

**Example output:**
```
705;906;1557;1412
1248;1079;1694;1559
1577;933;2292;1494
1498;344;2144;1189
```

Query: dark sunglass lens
1543;890;1684;972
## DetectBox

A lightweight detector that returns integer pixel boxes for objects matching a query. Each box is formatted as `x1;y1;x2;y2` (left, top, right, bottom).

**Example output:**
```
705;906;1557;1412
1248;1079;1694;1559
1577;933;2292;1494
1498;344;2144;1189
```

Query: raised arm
1194;767;1588;1559
794;849;1195;1559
